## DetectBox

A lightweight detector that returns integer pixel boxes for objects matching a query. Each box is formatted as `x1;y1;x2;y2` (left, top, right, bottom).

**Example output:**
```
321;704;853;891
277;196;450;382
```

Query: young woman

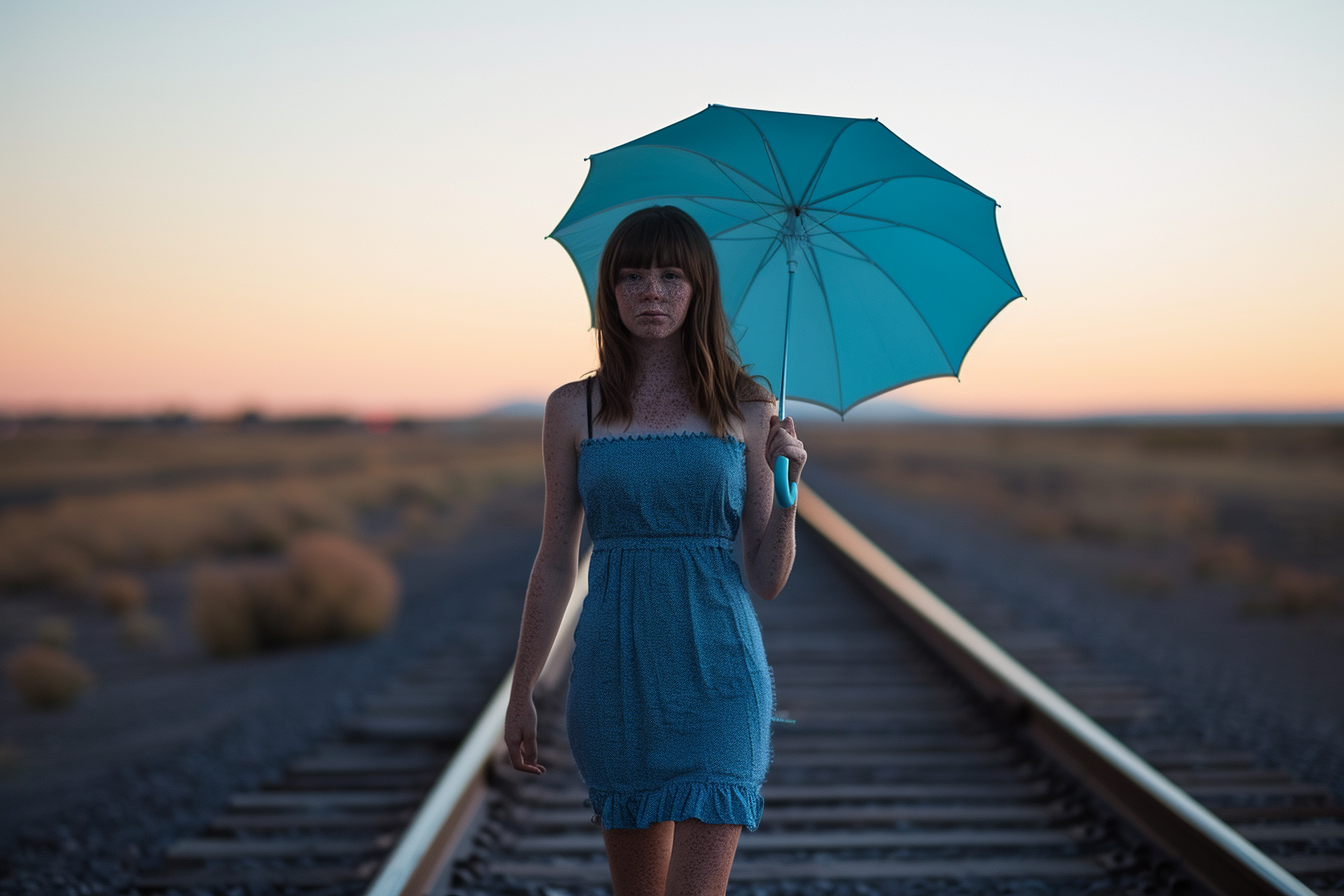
504;205;806;896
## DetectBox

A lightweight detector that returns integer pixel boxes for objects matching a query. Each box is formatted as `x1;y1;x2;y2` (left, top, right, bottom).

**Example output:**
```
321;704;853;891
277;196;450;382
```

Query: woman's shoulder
547;378;591;407
545;376;599;416
734;376;776;440
735;375;776;407
543;378;595;437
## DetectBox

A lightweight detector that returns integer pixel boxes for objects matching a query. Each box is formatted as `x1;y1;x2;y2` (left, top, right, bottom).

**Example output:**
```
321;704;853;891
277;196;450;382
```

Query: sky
1;1;1341;419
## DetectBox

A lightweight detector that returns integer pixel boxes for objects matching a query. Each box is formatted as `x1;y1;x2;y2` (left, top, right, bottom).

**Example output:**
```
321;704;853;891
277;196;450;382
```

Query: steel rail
363;549;592;896
796;481;1313;896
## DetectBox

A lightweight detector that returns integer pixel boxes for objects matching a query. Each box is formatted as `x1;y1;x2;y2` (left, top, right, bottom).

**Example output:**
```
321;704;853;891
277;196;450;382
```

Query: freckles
655;279;690;300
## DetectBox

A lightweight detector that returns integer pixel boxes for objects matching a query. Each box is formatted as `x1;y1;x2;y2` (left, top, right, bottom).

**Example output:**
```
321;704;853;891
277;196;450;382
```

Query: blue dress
567;433;773;830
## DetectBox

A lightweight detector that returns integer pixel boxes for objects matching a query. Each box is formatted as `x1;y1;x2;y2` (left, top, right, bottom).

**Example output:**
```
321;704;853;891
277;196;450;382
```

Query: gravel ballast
0;489;543;896
805;465;1344;804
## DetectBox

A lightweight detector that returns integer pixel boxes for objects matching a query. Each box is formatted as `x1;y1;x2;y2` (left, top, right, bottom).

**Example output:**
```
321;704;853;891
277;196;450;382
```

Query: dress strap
585;376;594;440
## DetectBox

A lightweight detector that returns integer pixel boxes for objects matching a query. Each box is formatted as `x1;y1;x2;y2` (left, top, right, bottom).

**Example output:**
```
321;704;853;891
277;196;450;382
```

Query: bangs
607;208;701;273
593;204;745;437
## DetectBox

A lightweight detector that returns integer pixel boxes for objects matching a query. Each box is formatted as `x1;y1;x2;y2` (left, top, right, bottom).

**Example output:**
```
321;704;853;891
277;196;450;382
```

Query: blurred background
1;2;1342;890
2;0;1341;420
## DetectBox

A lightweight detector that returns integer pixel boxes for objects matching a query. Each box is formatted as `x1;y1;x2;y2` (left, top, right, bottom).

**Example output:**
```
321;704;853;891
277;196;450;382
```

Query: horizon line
3;403;1342;428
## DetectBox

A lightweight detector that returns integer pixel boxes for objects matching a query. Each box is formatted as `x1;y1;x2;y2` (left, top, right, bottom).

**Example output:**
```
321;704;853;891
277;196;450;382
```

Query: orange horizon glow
3;4;1342;421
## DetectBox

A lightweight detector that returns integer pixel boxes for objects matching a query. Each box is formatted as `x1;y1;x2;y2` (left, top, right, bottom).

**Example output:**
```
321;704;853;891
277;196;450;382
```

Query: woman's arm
504;382;587;774
740;399;807;601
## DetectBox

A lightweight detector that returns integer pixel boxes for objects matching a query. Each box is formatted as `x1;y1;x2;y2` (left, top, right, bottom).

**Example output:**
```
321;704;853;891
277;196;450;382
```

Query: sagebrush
190;533;399;657
0;422;542;594
6;645;94;709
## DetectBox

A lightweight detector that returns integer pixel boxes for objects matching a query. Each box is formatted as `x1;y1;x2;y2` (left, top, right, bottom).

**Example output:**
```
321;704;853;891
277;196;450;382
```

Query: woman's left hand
767;415;807;485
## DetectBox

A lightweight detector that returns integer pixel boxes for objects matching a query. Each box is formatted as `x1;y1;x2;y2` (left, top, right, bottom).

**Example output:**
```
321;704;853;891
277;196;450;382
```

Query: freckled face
614;267;693;342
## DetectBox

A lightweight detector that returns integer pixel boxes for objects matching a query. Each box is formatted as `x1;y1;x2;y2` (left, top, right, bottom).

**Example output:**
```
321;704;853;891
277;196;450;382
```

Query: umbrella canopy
550;104;1022;419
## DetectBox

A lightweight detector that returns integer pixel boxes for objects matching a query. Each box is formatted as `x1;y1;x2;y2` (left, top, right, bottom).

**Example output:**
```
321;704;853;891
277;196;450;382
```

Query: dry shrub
202;482;353;554
1242;567;1343;615
1192;537;1262;584
276;533;399;642
189;534;399;657
810;428;1220;548
119;611;166;648
35;616;72;649
398;503;435;534
1146;490;1214;539
5;645;93;709
1138;428;1231;454
1111;564;1176;597
188;562;284;657
1017;506;1074;540
1018;490;1213;546
1274;567;1342;609
28;543;91;592
96;571;147;616
0;482;355;593
0;423;542;595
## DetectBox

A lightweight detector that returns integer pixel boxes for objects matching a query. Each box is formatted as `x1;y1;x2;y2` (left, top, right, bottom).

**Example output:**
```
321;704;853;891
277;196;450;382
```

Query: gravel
9;464;1337;895
0;488;542;896
804;464;1344;804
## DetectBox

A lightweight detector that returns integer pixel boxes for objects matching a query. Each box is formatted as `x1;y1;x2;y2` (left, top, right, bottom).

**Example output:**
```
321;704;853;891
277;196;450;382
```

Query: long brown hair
594;206;767;437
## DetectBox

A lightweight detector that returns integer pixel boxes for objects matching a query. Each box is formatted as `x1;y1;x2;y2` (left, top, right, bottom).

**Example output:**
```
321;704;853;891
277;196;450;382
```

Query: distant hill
786;400;959;422
472;398;953;422
473;398;1344;426
477;401;545;419
1069;410;1344;425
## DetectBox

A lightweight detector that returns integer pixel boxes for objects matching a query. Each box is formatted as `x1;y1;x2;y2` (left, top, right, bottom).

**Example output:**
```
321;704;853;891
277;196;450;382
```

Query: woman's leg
664;820;742;896
602;821;674;896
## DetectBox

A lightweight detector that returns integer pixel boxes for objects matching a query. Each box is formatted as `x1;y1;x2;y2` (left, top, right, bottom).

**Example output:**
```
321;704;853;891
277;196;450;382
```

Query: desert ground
1;417;1340;891
802;420;1344;799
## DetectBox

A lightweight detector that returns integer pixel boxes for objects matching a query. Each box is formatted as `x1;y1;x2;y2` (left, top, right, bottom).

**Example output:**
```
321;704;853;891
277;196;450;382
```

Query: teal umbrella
550;105;1021;506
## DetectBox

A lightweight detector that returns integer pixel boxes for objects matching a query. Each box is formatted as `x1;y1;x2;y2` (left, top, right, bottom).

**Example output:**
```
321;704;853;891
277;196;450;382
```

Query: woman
504;205;806;896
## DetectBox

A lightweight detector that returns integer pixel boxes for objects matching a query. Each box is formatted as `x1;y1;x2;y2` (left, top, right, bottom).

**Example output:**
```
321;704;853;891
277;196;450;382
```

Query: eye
662;270;683;280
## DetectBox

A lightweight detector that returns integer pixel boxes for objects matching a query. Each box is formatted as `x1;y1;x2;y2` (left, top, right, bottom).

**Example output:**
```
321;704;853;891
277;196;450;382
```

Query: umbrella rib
554;147;788;234
683;194;791;240
725;107;795;206
731;239;788;327
818;228;959;376
798;241;847;412
805;181;885;231
619;143;787;201
553;109;1020;417
808;173;993;208
942;288;1021;378
556;193;773;234
710;164;785;230
707;208;797;241
833;375;959;416
798;118;867;208
678;197;783;233
811;215;1019;293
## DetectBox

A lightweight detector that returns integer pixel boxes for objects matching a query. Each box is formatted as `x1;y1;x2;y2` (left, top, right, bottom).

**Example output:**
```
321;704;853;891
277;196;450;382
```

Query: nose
638;276;665;299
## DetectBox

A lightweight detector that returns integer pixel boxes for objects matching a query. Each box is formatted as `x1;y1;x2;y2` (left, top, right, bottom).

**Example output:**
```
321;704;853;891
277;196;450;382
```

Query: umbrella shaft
780;260;797;420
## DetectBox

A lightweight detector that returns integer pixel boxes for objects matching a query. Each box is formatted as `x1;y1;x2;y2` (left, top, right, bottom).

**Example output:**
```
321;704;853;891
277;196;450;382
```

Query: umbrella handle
772;255;799;510
773;456;797;508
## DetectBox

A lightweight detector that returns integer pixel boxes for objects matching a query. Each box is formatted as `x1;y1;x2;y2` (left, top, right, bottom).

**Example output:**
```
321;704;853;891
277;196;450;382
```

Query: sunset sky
2;1;1341;419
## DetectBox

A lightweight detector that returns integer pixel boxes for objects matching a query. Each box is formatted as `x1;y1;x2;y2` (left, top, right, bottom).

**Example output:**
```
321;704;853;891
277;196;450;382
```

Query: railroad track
137;483;1344;895
130;564;528;895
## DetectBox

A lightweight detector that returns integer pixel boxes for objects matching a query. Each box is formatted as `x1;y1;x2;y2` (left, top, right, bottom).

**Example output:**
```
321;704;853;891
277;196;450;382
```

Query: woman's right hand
505;692;545;775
